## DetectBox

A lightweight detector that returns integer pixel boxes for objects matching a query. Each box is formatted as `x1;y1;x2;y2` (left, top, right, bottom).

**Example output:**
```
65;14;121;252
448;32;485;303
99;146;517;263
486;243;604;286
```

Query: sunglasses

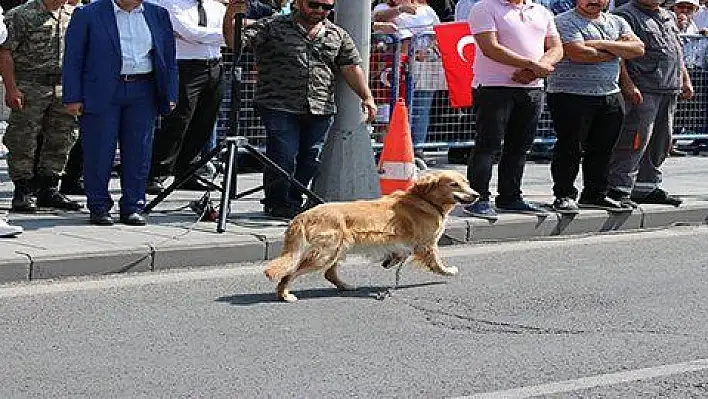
306;1;335;11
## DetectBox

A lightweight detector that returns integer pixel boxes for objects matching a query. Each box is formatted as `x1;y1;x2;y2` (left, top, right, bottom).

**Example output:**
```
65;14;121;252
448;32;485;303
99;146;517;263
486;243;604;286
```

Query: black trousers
150;58;224;179
467;86;544;204
547;92;624;200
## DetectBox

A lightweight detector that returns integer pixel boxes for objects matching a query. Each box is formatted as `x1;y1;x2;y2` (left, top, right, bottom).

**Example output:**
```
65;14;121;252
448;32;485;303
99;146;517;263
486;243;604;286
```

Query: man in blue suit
62;0;178;226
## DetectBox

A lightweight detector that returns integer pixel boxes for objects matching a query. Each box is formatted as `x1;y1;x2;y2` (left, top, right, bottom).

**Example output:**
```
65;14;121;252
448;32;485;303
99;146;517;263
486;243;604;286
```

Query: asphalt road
1;226;707;398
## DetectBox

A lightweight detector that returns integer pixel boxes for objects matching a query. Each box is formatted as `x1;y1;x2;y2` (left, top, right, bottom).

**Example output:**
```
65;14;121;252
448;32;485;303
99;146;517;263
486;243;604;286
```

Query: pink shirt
468;0;559;88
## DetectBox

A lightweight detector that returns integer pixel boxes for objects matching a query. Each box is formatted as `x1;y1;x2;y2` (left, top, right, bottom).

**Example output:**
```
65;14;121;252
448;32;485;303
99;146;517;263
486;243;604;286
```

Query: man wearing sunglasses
225;0;377;219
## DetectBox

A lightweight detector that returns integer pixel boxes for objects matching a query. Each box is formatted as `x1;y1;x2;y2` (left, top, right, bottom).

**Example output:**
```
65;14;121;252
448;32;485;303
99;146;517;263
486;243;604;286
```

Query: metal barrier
215;33;708;155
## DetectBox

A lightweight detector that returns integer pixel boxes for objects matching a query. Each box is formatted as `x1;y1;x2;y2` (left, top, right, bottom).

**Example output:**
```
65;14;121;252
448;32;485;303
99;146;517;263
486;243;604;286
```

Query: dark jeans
547;92;623;200
257;107;334;210
151;59;224;179
467;86;544;203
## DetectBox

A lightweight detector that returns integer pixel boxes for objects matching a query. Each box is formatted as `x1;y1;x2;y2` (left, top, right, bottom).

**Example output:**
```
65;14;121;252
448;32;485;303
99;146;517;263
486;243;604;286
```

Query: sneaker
496;199;545;213
463;200;497;218
632;188;682;207
607;189;638;209
578;196;623;209
0;220;23;238
552;197;579;212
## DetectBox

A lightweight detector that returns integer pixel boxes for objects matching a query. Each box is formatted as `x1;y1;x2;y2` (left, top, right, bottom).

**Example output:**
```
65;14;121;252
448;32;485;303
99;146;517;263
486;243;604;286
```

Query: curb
0;204;706;284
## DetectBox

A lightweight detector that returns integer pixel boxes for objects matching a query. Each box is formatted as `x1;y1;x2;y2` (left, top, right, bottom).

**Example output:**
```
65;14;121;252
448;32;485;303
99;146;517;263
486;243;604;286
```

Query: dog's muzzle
454;190;479;204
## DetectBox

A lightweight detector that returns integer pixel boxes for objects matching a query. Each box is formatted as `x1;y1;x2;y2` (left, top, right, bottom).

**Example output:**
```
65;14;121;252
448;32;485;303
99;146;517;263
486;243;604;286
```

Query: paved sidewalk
1;157;707;283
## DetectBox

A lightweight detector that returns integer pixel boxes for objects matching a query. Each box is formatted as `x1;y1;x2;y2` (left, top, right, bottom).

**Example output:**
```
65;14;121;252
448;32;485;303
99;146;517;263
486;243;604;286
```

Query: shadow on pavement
215;281;446;305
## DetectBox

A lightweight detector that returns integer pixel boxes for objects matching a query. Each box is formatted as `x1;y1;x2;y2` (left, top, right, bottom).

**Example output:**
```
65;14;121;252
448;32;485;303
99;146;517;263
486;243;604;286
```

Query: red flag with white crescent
433;22;475;108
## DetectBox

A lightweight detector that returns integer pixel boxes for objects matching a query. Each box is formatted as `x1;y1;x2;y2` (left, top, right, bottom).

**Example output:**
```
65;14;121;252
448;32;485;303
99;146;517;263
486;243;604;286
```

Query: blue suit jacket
62;0;178;116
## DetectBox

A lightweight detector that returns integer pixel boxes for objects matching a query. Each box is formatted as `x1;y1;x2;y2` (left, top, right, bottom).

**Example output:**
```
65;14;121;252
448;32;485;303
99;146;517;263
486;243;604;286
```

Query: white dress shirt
152;0;226;60
113;0;154;74
0;12;7;45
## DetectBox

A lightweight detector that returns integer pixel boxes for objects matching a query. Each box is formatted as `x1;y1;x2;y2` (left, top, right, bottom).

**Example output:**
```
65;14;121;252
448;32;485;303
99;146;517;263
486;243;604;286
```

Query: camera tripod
142;13;325;233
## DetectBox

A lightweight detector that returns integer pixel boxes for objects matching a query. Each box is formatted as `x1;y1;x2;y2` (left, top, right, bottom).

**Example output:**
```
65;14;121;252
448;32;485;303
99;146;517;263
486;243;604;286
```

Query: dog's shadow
216;281;446;306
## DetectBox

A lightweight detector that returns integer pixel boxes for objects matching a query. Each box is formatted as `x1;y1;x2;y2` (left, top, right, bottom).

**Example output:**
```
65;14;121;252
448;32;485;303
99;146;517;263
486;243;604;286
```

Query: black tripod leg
217;138;239;233
242;143;326;206
142;144;223;214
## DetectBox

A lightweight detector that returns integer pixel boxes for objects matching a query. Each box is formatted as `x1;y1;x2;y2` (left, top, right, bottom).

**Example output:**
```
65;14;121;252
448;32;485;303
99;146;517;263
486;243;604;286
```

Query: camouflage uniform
1;0;80;211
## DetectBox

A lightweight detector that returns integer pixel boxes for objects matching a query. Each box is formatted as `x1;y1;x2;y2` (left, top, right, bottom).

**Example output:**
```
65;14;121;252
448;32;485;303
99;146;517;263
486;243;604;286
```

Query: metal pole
311;2;381;202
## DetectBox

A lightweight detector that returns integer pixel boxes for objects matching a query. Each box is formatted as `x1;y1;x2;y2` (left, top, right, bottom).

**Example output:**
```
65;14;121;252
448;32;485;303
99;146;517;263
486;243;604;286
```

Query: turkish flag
433;22;475;108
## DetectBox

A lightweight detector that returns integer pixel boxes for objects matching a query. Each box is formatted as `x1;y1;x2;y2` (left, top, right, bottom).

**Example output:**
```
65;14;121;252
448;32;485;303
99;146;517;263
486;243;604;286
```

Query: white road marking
0;226;703;298
458;358;708;399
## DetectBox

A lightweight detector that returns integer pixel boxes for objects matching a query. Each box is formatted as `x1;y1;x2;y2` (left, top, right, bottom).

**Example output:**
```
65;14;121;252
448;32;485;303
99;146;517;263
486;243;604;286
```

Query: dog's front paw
280;293;299;302
441;266;459;276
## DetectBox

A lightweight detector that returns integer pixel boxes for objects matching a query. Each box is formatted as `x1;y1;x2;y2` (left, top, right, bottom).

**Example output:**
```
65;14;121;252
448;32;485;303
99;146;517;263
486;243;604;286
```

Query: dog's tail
264;219;308;281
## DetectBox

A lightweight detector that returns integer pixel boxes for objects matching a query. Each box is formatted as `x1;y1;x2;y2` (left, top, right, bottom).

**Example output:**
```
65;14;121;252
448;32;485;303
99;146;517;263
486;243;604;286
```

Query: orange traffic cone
378;99;416;195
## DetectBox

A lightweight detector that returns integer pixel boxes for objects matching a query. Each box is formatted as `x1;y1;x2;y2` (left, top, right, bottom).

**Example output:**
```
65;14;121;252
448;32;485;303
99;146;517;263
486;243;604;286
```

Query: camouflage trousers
2;81;78;181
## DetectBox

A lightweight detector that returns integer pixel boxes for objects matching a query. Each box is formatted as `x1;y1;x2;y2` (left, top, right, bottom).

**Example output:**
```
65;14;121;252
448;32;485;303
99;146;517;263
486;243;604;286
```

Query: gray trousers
608;92;677;198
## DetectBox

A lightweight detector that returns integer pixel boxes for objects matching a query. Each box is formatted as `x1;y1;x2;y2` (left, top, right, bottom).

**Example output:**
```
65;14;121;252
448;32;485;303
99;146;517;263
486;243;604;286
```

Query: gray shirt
547;10;633;96
612;1;684;94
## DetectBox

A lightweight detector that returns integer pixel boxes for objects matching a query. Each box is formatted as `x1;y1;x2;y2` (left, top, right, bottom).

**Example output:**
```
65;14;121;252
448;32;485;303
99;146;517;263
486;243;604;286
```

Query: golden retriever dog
263;170;479;302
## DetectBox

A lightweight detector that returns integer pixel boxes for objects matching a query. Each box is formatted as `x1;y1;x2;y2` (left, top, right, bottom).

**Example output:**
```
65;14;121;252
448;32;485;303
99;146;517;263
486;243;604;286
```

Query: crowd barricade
213;33;708;157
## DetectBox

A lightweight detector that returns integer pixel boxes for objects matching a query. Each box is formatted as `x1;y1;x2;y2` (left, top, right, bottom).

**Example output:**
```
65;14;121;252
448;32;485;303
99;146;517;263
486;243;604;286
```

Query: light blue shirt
112;0;154;74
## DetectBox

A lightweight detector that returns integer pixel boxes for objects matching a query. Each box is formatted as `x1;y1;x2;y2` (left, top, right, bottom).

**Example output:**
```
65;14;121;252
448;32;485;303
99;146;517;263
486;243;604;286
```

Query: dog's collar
413;193;446;218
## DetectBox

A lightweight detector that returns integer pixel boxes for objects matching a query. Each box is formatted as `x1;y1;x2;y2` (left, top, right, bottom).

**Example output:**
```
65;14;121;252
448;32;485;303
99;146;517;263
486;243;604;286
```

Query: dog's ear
410;172;440;196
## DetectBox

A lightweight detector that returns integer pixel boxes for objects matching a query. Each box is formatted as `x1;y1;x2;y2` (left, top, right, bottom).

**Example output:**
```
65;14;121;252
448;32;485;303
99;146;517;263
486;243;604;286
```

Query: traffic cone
378;99;416;195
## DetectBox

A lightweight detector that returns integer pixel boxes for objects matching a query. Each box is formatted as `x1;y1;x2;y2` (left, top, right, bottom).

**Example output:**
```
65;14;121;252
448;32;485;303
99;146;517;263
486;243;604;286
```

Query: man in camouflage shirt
0;0;81;213
225;0;376;219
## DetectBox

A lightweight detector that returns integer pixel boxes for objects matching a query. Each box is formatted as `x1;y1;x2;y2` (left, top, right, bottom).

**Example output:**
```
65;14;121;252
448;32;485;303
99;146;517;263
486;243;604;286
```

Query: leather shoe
90;212;114;226
179;178;211;191
145;178;165;195
119;212;146;226
59;179;85;195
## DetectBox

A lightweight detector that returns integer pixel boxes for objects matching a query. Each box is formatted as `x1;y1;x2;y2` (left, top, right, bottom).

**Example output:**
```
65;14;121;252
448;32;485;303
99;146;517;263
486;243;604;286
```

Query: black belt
178;58;222;67
118;72;154;82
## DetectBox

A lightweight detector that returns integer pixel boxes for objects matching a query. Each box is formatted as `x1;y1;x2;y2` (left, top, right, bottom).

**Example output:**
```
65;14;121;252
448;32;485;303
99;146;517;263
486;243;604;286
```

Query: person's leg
117;80;158;218
173;61;225;179
60;134;84;195
607;93;660;199
149;62;202;180
3;83;53;212
580;92;623;200
547;93;593;201
495;88;544;206
35;95;81;210
634;94;677;198
258;107;302;213
410;89;435;151
81;106;120;217
466;87;514;202
289;113;334;207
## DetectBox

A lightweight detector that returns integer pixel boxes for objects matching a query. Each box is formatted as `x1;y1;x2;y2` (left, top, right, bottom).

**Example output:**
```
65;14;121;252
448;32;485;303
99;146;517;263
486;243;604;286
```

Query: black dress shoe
632;188;682;207
59;179;85;195
90;212;114;226
179;178;211;191
145;179;165;195
119;212;146;226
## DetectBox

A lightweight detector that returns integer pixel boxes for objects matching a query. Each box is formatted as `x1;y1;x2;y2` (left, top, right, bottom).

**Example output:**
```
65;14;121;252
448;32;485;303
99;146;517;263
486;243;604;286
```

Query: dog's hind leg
413;246;458;276
382;251;409;269
324;264;355;291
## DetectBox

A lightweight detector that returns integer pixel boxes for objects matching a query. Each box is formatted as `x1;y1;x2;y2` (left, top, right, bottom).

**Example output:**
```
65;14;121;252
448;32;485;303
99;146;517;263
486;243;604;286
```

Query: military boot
11;179;38;213
36;175;83;211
